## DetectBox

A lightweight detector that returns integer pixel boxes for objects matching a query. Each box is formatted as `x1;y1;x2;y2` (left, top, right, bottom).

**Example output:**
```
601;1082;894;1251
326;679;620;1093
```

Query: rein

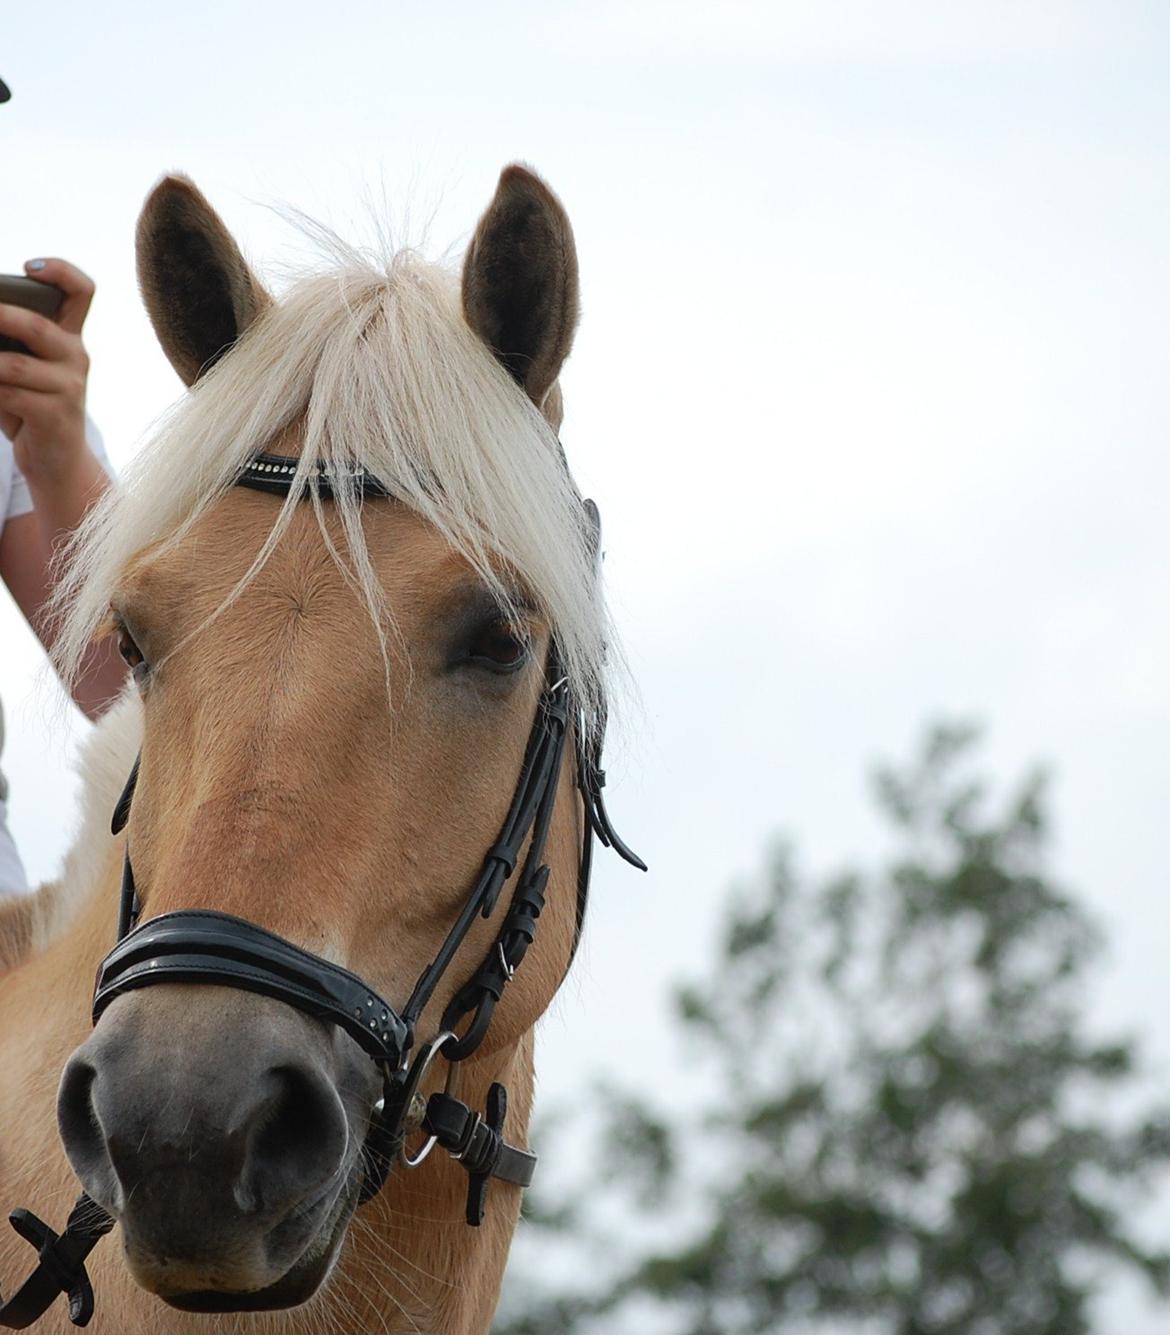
0;454;643;1329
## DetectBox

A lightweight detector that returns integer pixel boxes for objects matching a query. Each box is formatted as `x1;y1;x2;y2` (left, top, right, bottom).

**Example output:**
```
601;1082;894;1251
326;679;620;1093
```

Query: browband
236;452;391;498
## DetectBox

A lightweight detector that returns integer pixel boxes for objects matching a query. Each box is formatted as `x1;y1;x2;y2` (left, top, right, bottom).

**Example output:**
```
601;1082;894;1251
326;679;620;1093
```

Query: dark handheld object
0;276;63;355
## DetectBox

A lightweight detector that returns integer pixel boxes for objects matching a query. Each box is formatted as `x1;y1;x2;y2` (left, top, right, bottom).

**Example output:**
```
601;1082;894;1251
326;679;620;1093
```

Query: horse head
44;166;633;1320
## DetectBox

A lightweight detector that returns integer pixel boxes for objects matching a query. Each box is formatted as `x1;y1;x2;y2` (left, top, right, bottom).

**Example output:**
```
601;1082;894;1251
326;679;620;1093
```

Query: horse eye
466;623;530;673
116;627;149;683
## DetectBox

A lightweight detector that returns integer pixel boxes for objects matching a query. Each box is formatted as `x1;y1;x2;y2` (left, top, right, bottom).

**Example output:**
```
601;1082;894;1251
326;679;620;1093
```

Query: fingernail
25;259;46;271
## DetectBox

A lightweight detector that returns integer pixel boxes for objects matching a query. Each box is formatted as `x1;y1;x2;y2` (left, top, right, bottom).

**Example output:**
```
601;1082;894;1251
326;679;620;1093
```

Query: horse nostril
57;1056;122;1211
237;1065;349;1216
57;1055;96;1151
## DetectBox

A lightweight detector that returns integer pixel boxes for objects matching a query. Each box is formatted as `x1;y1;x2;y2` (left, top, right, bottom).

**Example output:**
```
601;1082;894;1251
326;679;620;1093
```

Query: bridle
0;453;644;1330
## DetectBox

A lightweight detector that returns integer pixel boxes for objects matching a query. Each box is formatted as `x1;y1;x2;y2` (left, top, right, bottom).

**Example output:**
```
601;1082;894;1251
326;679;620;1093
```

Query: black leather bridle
0;453;643;1329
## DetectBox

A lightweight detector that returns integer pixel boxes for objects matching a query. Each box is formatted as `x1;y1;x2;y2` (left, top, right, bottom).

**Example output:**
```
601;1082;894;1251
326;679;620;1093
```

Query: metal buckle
399;1031;458;1170
498;942;516;983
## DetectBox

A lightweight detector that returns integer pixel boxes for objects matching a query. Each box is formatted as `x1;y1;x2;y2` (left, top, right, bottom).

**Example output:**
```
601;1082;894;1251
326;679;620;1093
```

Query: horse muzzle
56;985;378;1304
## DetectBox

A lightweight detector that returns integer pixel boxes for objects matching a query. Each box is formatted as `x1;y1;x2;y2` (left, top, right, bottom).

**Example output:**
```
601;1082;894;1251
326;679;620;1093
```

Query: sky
2;2;1169;1327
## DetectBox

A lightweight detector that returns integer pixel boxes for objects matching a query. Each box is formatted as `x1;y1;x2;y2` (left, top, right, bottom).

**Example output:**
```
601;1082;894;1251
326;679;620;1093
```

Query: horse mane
0;692;141;969
50;241;614;733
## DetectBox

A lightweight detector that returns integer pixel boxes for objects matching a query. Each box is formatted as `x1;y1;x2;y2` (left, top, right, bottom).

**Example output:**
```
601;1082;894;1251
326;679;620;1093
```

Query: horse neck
0;894;35;973
0;844;123;1332
0;836;121;1136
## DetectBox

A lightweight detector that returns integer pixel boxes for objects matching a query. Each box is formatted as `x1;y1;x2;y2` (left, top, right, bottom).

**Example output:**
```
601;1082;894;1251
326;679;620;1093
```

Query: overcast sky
2;3;1169;1327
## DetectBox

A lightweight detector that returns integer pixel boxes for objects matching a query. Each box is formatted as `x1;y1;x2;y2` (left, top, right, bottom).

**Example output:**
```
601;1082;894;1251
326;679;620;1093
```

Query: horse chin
151;1174;358;1313
161;1246;335;1313
162;1250;333;1313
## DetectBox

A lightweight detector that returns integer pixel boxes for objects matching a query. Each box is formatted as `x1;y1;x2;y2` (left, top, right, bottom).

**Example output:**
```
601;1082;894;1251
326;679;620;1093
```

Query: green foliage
496;724;1170;1334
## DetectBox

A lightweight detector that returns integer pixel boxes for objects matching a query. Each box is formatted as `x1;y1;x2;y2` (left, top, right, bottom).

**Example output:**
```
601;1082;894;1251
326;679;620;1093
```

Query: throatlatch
0;454;644;1329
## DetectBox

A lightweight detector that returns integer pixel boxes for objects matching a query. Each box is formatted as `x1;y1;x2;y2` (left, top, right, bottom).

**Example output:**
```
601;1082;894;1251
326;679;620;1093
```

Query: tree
497;724;1170;1334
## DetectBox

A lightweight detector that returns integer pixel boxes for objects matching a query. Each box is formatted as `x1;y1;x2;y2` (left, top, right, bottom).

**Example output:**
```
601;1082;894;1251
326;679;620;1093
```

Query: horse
0;163;640;1333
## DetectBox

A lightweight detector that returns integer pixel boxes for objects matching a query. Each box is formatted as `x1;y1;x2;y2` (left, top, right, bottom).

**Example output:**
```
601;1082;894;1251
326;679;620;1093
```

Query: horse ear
136;175;271;386
462;165;579;424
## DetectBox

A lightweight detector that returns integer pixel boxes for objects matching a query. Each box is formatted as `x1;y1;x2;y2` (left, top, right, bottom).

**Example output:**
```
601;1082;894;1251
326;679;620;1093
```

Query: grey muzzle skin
57;986;380;1305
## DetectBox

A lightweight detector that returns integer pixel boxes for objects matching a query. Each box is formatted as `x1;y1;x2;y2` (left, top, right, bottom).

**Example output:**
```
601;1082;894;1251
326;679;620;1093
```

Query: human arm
0;259;125;718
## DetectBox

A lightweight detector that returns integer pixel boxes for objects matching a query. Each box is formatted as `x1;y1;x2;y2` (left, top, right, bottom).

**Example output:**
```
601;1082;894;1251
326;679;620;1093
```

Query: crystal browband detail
236;453;392;498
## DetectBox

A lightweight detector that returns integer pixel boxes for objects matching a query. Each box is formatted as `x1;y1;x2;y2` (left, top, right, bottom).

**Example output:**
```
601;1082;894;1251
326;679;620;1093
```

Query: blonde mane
52;244;612;730
33;691;142;951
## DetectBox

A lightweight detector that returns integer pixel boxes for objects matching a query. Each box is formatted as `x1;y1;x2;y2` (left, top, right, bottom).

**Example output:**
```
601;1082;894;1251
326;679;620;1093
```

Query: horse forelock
50;243;616;740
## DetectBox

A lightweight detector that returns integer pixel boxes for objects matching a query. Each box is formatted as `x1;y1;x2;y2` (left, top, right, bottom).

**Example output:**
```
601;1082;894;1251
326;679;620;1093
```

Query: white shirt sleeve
0;803;30;896
0;419;110;894
0;704;30;896
5;416;111;523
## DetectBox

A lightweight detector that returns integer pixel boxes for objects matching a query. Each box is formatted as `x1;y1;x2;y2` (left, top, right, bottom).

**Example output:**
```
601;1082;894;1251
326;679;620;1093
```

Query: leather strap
93;910;409;1064
402;671;571;1044
423;1086;536;1226
236;452;391;499
0;1194;113;1329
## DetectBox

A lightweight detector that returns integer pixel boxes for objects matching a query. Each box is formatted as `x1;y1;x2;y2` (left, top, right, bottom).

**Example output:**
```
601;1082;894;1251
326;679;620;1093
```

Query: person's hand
0;258;95;490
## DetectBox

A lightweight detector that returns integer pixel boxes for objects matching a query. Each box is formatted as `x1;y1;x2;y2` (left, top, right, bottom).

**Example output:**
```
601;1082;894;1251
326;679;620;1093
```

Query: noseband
0;454;644;1329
